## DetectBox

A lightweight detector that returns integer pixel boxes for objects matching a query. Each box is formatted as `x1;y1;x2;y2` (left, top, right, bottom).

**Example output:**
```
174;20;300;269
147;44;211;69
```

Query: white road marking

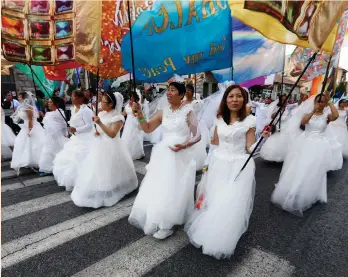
1;175;55;192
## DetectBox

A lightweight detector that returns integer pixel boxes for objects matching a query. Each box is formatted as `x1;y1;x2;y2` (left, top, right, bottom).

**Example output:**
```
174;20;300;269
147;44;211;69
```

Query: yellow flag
229;1;348;53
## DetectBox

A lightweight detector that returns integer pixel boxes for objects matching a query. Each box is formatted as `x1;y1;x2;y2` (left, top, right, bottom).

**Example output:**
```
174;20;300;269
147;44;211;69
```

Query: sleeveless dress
53;105;94;191
326;109;348;158
71;110;138;208
185;115;256;259
39;109;69;173
121;103;145;160
271;113;341;216
129;105;197;235
11;108;45;172
260;108;291;162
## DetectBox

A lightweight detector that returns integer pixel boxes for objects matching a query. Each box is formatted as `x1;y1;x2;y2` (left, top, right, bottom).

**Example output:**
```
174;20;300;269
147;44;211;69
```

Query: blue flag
121;0;232;82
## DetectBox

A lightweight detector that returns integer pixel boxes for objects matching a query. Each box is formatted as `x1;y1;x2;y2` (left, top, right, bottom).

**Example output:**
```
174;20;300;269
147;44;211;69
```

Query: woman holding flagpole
129;82;200;240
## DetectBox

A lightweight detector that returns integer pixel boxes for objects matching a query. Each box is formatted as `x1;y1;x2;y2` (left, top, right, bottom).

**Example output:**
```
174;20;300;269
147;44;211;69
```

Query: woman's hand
261;131;270;138
94;130;100;136
93;116;101;125
69;127;77;134
202;165;208;174
169;143;187;152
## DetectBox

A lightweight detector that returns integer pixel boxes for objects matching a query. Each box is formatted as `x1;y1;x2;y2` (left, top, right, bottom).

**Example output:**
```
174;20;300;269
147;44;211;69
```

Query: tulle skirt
71;136;138;208
122;115;144;160
191;138;207;171
129;136;196;235
326;122;348;159
11;123;45;172
53;133;94;191
149;125;162;144
2;123;16;147
260;130;289;162
185;153;255;259
271;133;334;216
39;134;68;173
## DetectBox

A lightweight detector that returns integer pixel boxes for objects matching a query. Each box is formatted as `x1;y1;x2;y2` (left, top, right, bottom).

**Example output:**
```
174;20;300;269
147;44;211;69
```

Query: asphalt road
2;144;348;277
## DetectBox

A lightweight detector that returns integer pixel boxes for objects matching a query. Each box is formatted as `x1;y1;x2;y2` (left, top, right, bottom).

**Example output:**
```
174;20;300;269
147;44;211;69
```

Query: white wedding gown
129;105;197;235
53;105;94;191
326;109;348;158
185;115;256;259
271;113;343;216
11;108;45;172
71;110;138;208
39;109;69;173
122;103;145;160
1;107;16;159
260;108;291;162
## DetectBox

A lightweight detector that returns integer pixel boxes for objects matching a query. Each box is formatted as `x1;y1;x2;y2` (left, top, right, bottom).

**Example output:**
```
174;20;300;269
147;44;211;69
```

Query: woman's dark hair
277;94;287;107
186;84;194;94
217;85;248;124
315;94;325;102
130;92;140;102
338;99;347;106
104;91;116;109
51;96;65;110
72;90;88;104
19;92;27;99
169;82;186;96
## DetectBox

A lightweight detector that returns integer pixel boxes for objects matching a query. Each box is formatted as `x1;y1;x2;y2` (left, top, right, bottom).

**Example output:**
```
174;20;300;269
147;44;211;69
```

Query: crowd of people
1;82;348;260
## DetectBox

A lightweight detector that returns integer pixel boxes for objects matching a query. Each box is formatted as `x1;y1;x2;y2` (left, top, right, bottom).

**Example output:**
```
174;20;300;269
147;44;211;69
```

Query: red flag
44;61;81;81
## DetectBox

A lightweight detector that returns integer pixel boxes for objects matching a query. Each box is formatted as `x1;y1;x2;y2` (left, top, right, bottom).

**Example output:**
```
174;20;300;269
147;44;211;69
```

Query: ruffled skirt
326;122;348;159
129;137;196;234
2;123;16;147
71;136;138;208
11;123;45;172
260;130;289;162
39;134;68;173
52;133;93;191
185;153;255;259
271;133;336;216
122;115;144;160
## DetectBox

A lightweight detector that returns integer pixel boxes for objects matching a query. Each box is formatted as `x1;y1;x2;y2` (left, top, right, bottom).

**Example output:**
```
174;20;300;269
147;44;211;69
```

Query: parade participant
271;94;341;216
11;92;45;174
260;95;296;162
128;82;200;240
52;90;94;191
185;85;256;259
182;83;207;170
71;92;138;208
326;98;348;158
122;92;145;160
250;96;272;139
1;107;16;159
38;97;69;176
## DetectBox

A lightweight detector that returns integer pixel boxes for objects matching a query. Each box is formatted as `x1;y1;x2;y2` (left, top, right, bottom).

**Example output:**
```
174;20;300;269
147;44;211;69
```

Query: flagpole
234;52;318;180
319;55;332;101
127;0;138;102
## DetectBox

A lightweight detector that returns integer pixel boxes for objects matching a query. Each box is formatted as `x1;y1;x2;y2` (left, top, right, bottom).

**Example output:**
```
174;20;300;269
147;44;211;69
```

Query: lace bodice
305;114;328;136
214;115;256;158
161;105;192;142
96;110;124;138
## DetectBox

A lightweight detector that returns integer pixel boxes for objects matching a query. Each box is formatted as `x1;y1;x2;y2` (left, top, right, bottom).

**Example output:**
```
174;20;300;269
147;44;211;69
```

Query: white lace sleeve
110;114;125;123
244;115;256;129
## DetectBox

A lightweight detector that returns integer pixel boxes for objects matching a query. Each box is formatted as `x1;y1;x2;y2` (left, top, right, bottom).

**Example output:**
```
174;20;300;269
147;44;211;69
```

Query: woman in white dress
53;90;94;191
260;95;293;162
185;85;257;259
182;84;207;170
122;93;145;160
71;92;138;208
1;106;16;159
326;99;348;158
250;97;272;140
271;94;340;216
39;97;69;176
129;82;201;240
11;92;45;173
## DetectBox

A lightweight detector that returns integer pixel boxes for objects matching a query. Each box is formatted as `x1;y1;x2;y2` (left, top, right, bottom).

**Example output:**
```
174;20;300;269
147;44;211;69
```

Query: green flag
15;64;59;97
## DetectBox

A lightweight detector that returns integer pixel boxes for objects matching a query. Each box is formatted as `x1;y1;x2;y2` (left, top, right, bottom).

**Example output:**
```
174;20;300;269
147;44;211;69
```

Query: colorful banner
289;10;348;82
77;0;153;78
121;0;232;82
228;0;348;53
1;0;75;64
15;64;59;97
211;17;285;83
